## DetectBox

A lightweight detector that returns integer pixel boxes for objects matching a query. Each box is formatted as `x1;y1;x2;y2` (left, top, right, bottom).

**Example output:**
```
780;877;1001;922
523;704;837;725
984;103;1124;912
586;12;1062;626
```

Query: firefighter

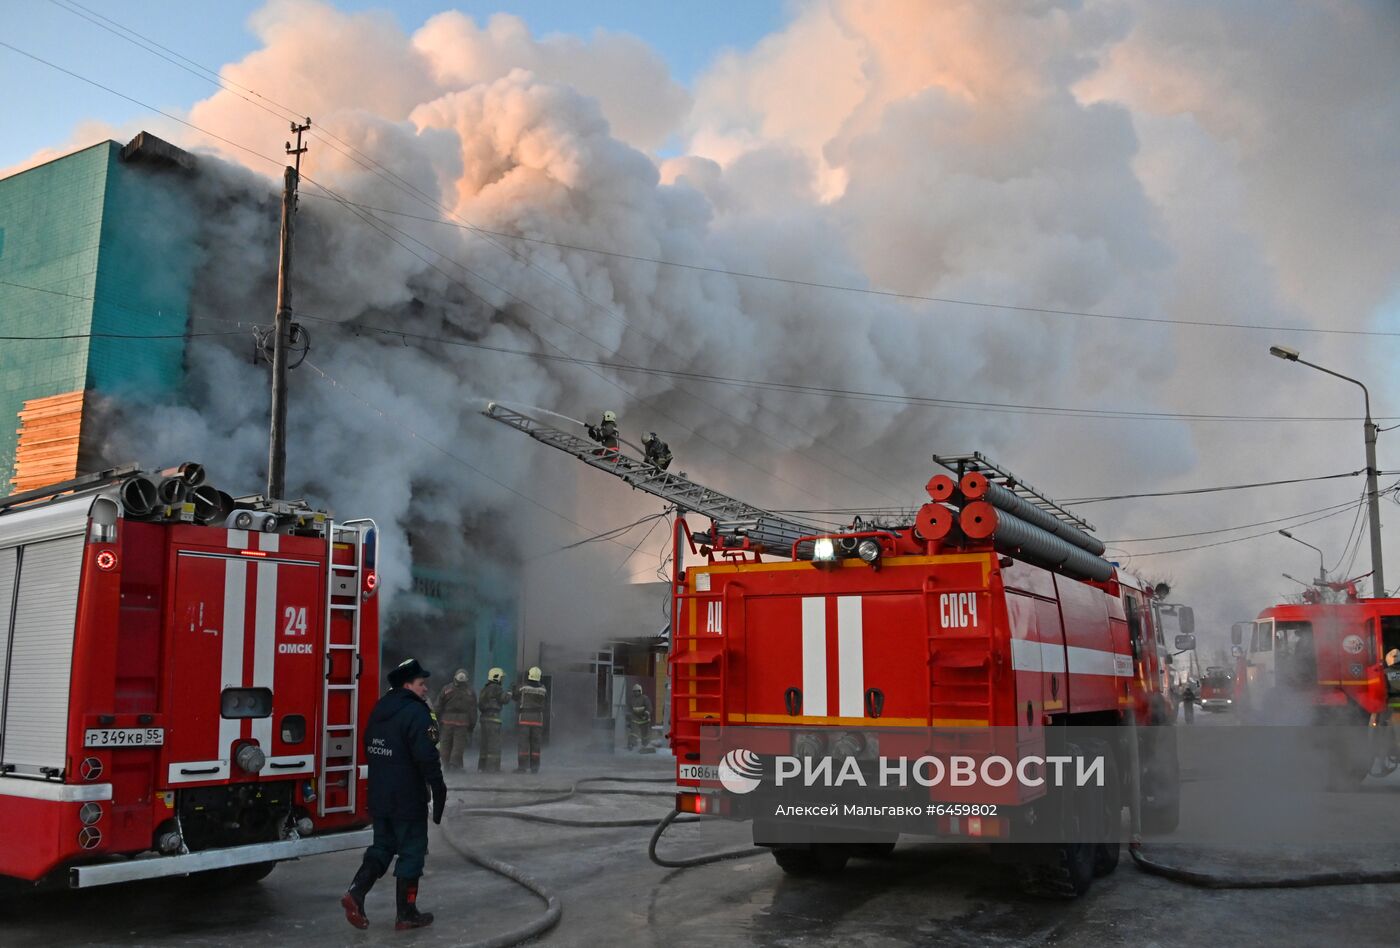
515;667;548;773
586;411;620;461
434;669;477;771
627;683;654;751
641;432;673;471
1180;680;1196;724
341;657;446;932
477;667;512;772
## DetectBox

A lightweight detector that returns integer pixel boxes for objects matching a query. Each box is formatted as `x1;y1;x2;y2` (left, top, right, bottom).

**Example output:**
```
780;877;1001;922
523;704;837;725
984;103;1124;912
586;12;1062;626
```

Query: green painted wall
0;139;195;486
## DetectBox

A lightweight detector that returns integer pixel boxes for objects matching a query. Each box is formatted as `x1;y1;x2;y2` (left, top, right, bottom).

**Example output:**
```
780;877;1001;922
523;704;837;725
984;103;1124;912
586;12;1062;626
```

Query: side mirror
1178;607;1195;636
1174;633;1197;651
1230;622;1249;646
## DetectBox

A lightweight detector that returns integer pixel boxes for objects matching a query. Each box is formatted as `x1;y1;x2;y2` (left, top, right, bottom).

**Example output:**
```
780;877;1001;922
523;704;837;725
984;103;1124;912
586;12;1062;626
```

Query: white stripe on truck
801;597;827;716
836;596;865;717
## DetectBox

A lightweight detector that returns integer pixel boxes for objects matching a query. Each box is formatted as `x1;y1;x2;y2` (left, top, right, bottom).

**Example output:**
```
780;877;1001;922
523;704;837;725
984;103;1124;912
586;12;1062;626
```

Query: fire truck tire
1139;727;1181;835
1087;740;1121;877
771;845;850;876
1015;741;1098;899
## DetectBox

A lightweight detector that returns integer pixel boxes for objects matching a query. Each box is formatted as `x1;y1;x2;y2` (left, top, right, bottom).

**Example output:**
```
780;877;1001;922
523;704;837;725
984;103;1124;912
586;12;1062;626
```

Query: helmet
454;669;468;682
642;432;656;444
388;657;431;688
631;683;643;694
602;410;617;423
488;667;504;682
527;666;542;682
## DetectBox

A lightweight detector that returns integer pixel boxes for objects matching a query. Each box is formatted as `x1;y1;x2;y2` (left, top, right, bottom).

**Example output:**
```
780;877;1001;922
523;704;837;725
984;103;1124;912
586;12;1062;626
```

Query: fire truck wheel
1087;740;1121;877
1139;727;1181;835
771;845;850;876
1015;742;1097;899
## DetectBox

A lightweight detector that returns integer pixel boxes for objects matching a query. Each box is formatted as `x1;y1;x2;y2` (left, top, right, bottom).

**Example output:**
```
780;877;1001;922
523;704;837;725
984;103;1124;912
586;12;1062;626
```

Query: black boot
340;859;379;930
395;876;434;930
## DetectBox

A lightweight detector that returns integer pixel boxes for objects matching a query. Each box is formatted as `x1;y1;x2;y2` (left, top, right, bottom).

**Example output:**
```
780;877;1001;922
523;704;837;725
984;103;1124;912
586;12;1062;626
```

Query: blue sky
0;0;785;170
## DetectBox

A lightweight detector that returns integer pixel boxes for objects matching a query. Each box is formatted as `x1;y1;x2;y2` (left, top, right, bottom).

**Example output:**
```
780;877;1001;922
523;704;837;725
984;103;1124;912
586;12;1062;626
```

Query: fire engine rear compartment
675;552;1137;827
0;482;378;886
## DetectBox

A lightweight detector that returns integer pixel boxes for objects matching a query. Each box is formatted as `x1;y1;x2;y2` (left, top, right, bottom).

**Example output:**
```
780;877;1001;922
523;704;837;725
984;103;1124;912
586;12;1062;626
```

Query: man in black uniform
586;410;620;462
341;657;447;931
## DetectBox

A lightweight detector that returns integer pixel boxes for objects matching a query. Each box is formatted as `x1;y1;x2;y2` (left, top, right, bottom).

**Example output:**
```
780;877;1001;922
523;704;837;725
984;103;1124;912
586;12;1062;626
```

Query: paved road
4;728;1399;946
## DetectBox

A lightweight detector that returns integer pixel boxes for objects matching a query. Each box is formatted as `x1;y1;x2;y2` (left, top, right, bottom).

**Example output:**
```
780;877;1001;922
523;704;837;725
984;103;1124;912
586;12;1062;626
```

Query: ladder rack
317;518;374;817
482;403;823;555
932;451;1096;534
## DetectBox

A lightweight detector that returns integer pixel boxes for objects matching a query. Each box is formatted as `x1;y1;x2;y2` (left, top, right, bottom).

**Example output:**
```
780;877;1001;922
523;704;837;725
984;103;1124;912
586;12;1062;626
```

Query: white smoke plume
50;0;1398;657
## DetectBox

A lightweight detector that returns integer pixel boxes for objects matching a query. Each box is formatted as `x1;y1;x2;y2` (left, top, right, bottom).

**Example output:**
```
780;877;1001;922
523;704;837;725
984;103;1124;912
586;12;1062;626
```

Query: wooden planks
12;390;87;493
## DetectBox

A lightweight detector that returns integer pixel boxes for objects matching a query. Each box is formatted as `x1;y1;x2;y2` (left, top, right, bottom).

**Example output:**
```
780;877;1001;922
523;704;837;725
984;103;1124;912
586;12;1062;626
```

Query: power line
294;194;1400;342
1104;495;1372;544
14;273;1391;428
1118;498;1374;558
1064;470;1370;505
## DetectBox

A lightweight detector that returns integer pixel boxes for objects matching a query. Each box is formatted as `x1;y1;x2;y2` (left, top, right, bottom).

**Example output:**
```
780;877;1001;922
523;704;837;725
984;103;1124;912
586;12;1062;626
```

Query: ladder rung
327;643;356;650
327;684;357;691
331;564;360;572
324;724;356;731
330;603;359;611
323;765;356;774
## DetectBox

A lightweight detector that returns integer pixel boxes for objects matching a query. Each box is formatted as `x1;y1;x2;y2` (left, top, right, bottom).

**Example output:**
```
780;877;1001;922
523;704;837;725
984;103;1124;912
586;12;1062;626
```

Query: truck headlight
857;539;882;565
813;538;837;562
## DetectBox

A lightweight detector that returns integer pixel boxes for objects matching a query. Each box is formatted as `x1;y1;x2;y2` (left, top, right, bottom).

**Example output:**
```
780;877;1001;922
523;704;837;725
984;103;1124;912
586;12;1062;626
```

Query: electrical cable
1065;469;1370;505
1119;497;1380;558
1104;495;1371;544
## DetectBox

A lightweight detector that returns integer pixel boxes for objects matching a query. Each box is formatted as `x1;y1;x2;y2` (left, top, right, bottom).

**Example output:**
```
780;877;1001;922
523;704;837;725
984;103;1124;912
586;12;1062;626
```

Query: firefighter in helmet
627;682;654;751
514;667;548;773
641;432;673;471
341;657;446;932
434;669;477;771
477;667;512;772
586;411;620;461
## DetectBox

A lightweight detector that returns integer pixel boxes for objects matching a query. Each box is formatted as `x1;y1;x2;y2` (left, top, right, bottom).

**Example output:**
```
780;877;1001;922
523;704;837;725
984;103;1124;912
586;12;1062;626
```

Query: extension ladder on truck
481;403;822;556
318;519;374;817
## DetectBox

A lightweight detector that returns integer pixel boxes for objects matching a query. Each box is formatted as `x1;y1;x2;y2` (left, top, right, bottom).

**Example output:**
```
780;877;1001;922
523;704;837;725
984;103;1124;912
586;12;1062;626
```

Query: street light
1269;345;1384;596
1278;529;1326;584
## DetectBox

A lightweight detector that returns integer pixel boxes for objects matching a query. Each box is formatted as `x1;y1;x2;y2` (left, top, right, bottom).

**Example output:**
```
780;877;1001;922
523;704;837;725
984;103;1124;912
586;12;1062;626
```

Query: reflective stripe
836;596;865;717
1065;646;1134;677
1010;640;1066;673
219;560;247;758
0;777;112;801
801;597;828;716
226;529;248;549
251;561;278;749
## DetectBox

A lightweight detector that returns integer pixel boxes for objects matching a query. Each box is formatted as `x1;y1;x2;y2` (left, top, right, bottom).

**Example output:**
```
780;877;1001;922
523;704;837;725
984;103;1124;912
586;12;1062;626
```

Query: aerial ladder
481;403;825;557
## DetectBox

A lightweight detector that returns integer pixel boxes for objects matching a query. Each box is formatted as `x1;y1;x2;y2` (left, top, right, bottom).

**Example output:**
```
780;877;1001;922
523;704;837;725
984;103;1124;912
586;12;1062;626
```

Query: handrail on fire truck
481;402;824;555
932;451;1097;535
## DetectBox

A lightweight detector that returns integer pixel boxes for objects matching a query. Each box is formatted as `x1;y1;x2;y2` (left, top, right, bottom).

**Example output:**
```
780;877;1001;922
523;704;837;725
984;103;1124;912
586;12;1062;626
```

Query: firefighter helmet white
642;432;656;444
454;669;468;682
602;410;617;423
631;683;643;693
488;667;504;682
527;666;542;682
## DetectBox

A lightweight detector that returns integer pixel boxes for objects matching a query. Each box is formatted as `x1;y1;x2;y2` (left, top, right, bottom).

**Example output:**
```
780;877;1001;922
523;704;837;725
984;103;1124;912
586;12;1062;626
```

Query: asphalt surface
4;718;1400;947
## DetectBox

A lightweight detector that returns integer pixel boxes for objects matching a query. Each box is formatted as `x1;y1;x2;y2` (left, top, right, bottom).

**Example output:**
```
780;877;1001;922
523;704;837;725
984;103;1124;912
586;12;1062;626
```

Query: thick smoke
59;0;1399;659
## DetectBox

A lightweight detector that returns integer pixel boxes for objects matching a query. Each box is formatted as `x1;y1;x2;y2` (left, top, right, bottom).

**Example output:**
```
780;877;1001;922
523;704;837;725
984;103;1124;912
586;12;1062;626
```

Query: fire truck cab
0;466;379;889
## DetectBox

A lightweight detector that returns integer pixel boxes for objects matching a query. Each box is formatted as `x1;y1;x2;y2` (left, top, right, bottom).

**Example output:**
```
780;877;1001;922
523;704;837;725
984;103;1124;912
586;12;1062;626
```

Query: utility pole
267;118;310;500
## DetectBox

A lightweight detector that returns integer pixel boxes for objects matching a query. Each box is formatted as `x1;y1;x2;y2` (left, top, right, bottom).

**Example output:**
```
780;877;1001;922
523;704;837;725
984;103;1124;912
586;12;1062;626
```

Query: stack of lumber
11;389;87;493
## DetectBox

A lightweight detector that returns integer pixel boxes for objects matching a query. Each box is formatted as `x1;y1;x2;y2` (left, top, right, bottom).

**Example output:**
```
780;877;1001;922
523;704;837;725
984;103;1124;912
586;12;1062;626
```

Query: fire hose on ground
1122;711;1400;889
435;773;763;947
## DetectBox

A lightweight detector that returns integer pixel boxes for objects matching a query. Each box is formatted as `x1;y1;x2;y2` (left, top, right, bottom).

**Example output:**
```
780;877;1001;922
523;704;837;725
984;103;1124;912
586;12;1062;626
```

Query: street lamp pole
1270;345;1384;595
1278;529;1326;585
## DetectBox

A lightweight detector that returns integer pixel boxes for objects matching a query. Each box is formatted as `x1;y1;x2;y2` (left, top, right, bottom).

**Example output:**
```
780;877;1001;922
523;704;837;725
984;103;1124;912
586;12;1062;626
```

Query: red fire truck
479;406;1185;898
1231;585;1399;783
0;464;379;889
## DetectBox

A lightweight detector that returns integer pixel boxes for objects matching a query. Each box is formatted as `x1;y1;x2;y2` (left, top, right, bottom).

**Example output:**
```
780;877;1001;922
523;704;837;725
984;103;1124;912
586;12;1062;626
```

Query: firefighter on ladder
341;658;446;931
641;432;673;471
478;667;512;772
434;669;477;771
586;411;620;463
627;683;654;751
515;667;548;773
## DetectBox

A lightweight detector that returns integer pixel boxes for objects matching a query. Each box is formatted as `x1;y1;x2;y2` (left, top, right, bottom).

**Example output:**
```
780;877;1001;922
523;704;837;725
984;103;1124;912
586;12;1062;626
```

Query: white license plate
84;728;165;748
678;764;719;782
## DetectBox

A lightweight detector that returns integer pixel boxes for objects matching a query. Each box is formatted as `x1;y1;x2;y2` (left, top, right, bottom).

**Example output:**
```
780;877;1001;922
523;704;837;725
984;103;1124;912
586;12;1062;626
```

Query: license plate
84;728;165;748
678;764;718;782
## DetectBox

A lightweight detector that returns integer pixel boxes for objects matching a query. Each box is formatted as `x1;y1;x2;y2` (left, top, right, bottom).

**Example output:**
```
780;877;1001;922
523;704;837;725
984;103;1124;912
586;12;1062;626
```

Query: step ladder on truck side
318;518;377;817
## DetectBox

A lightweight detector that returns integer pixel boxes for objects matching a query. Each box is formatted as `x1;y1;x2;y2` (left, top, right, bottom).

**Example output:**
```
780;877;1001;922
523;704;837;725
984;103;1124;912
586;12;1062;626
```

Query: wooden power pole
267;119;310;500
